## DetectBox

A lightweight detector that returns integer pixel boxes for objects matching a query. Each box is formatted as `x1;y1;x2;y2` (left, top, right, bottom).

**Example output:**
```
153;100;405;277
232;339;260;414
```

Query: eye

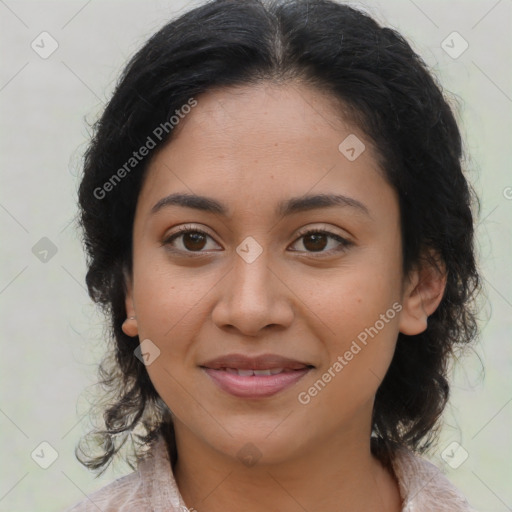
162;224;220;253
289;227;352;255
162;224;353;256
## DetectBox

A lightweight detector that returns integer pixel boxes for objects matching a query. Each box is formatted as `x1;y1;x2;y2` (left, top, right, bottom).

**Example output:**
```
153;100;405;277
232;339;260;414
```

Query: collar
138;434;476;512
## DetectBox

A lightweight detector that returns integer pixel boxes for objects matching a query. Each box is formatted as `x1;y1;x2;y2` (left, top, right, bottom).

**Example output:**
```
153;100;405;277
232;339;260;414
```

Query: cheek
132;249;214;339
132;265;206;416
297;287;401;416
296;257;401;386
296;258;401;336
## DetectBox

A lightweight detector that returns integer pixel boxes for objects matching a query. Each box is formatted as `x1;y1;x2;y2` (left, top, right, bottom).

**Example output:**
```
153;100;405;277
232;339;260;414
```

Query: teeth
253;369;272;376
222;368;286;376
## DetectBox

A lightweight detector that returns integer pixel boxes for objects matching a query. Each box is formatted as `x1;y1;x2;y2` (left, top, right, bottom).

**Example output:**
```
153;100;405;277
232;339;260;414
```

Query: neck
170;421;402;512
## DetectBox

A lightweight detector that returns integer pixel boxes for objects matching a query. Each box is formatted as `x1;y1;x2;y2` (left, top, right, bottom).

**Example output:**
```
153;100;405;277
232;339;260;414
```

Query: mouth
199;353;314;398
217;367;305;376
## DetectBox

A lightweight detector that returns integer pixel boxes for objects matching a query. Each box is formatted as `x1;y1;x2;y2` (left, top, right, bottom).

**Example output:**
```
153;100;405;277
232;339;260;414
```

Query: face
123;82;433;465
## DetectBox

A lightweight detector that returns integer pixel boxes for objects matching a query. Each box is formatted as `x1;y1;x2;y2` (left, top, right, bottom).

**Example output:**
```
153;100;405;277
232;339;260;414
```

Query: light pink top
65;435;477;511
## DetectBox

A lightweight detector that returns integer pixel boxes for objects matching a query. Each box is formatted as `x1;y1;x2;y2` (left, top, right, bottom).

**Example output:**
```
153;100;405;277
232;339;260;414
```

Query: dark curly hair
75;0;481;474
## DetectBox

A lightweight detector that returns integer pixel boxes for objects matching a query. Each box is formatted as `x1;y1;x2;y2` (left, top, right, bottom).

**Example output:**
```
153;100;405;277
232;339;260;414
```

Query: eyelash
162;224;352;257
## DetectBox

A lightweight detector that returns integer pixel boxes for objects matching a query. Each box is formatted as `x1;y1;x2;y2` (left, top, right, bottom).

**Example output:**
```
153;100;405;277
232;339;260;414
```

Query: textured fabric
65;435;477;512
391;446;478;512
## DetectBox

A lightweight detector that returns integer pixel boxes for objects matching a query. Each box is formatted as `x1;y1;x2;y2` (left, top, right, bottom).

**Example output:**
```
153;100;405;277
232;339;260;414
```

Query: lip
200;353;314;398
200;353;312;371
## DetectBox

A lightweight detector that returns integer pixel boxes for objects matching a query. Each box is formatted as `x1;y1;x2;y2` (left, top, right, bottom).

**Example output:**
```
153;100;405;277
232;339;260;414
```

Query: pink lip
201;367;312;398
201;353;312;371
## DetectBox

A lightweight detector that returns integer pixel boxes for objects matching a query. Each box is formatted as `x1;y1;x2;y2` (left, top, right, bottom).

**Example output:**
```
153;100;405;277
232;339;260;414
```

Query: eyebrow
150;192;370;218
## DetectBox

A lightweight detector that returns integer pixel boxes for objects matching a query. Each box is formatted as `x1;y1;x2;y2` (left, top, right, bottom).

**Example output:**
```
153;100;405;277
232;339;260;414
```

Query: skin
122;81;446;512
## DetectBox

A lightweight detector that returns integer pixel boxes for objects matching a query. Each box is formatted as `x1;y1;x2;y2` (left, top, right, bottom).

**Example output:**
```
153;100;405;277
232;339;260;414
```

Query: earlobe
122;268;139;338
122;316;138;337
398;254;447;336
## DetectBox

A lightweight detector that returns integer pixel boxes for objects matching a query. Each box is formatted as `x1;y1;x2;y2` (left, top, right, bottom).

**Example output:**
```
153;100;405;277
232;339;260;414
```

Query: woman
66;0;481;510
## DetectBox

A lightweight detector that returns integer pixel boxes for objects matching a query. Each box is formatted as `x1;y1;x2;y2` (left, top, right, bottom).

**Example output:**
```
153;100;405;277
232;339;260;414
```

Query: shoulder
63;435;185;512
391;446;479;512
63;470;147;512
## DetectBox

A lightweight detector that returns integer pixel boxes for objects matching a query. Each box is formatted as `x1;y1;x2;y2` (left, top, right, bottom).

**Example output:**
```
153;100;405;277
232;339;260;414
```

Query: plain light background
1;0;511;511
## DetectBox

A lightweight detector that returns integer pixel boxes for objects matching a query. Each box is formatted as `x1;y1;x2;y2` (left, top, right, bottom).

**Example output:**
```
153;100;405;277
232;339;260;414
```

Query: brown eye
302;233;328;252
290;229;352;255
181;232;207;251
162;226;220;254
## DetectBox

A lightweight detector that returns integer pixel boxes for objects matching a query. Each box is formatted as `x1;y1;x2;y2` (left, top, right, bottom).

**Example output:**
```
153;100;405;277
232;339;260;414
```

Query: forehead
167;82;358;157
136;82;395;221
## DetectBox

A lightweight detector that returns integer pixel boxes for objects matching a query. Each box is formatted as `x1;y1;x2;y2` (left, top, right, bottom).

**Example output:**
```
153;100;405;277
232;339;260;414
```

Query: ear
122;266;139;338
399;251;447;336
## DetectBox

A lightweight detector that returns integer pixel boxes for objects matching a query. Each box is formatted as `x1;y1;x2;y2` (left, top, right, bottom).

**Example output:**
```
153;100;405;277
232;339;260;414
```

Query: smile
223;367;298;376
201;366;313;398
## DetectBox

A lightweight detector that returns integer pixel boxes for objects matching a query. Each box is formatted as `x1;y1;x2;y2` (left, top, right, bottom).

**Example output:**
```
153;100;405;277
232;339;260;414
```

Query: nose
211;249;294;337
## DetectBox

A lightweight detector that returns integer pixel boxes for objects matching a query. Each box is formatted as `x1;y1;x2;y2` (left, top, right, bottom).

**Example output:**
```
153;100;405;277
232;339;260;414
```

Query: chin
206;425;308;467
